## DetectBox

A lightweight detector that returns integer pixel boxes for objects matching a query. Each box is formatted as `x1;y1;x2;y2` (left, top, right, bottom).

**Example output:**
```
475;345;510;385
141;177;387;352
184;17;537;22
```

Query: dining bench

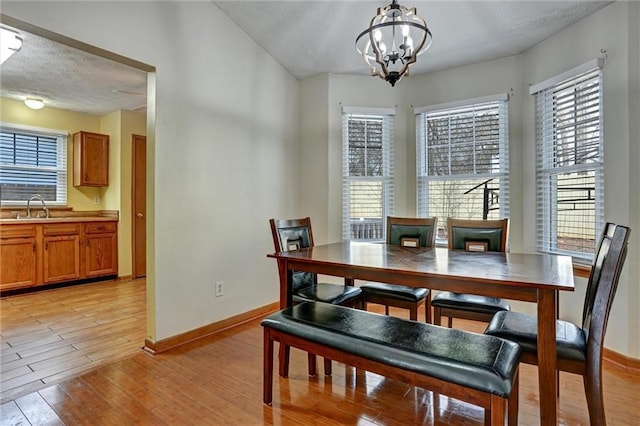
262;302;521;425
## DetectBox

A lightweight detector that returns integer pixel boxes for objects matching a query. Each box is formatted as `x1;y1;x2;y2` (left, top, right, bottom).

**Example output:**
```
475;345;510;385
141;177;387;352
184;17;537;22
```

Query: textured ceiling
0;1;611;116
214;0;612;79
0;24;148;116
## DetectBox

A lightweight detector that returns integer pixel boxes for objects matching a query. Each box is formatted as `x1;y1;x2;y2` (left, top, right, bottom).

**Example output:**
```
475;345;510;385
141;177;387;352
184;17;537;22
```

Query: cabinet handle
33;243;36;252
45;242;48;250
86;240;89;247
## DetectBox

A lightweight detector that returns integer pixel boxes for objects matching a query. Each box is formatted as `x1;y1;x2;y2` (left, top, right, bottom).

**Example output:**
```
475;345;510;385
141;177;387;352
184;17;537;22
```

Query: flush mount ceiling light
24;98;45;110
0;27;23;65
356;0;432;87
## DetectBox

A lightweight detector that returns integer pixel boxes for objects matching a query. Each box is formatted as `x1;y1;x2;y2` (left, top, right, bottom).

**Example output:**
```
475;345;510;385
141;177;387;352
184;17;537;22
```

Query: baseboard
143;301;279;354
604;347;640;374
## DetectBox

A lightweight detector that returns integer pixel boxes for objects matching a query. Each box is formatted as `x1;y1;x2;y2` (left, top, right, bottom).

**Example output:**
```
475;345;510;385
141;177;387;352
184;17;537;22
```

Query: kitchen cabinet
73;131;109;186
84;222;118;277
0;219;118;292
43;223;81;283
0;225;38;290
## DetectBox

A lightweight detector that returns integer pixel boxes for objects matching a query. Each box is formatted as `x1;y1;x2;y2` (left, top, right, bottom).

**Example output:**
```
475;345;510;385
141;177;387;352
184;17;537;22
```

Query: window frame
415;94;510;244
342;106;395;242
0;122;68;206
532;61;604;263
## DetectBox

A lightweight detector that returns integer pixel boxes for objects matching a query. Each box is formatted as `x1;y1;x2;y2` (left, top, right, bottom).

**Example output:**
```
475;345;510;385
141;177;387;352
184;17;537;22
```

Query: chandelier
355;0;432;87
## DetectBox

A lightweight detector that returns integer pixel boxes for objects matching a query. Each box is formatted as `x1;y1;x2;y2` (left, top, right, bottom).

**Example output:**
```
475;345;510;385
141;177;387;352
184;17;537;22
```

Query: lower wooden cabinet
43;224;81;284
85;222;118;277
0;220;118;292
0;225;38;291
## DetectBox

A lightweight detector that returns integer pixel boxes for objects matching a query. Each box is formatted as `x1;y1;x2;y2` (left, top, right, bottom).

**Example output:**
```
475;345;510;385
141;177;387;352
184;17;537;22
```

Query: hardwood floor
1;278;146;404
1;280;638;425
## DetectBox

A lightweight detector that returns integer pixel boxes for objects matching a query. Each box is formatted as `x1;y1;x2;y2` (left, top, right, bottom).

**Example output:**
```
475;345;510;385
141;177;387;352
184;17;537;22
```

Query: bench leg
307;353;317;377
508;369;519;426
425;292;432;324
489;395;506;426
263;329;274;405
324;358;332;376
278;343;290;377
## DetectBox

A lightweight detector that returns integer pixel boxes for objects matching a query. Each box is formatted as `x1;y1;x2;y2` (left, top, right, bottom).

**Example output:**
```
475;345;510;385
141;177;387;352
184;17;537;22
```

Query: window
342;107;394;241
532;61;603;261
0;124;68;206
416;95;509;243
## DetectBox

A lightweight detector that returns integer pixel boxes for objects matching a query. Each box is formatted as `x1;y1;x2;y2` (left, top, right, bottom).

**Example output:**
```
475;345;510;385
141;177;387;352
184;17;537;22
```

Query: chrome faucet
26;194;49;219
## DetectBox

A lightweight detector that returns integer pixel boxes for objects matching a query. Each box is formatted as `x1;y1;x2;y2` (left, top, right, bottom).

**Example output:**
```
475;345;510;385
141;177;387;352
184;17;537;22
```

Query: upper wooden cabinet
73;131;109;186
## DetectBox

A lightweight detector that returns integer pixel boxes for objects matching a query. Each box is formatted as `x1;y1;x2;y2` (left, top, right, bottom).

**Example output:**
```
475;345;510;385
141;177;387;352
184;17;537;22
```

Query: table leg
278;259;292;309
537;289;558;424
277;260;293;374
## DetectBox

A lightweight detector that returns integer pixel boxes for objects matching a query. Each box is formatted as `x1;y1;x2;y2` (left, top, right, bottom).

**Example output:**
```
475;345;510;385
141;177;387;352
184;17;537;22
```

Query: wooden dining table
268;241;575;425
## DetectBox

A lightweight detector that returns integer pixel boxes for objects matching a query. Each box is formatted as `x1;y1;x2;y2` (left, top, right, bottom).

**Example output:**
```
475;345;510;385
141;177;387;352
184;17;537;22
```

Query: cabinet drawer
44;223;81;236
0;224;37;239
85;222;117;234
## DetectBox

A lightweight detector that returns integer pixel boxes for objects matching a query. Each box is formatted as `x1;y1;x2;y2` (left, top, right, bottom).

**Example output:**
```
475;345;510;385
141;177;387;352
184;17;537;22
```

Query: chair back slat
386;216;436;248
582;223;630;366
447;218;509;253
269;217;317;291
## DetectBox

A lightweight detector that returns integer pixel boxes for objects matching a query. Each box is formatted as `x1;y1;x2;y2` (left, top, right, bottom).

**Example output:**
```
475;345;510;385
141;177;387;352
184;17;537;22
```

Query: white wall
628;0;640;358
299;2;638;357
2;1;299;341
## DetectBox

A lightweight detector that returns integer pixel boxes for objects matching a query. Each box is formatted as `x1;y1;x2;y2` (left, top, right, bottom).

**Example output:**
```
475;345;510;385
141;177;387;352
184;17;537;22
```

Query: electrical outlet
93;196;100;205
215;281;224;297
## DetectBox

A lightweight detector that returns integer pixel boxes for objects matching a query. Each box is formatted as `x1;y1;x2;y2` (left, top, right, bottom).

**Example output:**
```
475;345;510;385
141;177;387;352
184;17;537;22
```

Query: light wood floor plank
14;392;64;425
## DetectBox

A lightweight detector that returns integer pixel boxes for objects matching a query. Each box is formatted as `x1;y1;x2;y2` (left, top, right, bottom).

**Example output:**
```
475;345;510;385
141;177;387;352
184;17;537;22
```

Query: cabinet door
0;237;38;290
43;235;81;283
85;232;118;277
73;131;109;186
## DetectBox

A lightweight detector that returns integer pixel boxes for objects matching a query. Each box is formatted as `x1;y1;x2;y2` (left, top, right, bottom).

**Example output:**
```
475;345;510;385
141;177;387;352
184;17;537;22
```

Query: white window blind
535;67;603;261
0;124;68;206
342;109;394;241
416;98;509;243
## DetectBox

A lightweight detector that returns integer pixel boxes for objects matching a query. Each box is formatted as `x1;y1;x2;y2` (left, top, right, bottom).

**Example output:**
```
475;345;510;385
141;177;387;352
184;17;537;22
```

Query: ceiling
0;1;611;116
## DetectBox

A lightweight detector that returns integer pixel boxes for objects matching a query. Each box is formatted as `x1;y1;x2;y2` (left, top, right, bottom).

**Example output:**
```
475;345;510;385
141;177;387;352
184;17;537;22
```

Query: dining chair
359;216;435;322
431;218;511;327
269;217;363;377
485;222;630;426
269;217;363;307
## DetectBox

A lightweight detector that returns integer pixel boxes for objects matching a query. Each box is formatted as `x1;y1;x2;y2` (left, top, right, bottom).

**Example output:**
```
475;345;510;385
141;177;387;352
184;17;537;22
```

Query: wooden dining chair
269;217;363;376
431;218;511;327
485;222;630;426
270;217;363;308
359;216;436;322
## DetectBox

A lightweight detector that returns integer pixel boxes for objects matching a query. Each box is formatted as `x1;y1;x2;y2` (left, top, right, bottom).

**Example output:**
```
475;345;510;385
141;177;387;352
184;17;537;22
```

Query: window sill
572;262;592;279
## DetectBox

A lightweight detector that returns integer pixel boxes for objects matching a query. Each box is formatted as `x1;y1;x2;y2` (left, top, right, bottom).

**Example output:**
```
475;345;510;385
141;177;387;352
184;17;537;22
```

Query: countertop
0;216;118;225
